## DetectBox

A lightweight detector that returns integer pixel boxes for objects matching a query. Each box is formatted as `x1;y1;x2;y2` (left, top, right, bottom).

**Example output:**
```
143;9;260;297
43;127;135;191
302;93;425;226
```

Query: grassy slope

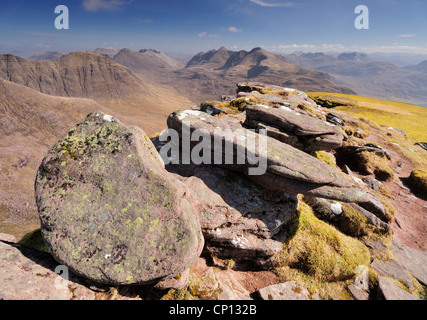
308;92;427;170
307;92;427;142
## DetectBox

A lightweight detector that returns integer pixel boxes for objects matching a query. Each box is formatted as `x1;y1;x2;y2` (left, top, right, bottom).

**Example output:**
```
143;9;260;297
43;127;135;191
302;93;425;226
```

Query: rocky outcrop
166;84;385;217
34;112;204;285
18;82;424;300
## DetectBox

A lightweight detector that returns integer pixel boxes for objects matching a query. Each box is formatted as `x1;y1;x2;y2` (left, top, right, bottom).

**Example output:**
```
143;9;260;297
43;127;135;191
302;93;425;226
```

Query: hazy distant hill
112;48;184;73
404;60;427;73
285;52;427;106
94;47;121;58
28;51;64;61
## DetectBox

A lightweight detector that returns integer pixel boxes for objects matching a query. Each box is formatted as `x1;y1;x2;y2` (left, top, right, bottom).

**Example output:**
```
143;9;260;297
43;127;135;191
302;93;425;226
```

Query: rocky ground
0;82;426;300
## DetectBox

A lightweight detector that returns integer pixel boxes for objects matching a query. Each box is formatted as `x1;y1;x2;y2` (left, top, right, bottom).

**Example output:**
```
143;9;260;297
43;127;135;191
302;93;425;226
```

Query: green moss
275;197;370;282
409;168;427;194
336;203;391;240
354;151;394;182
18;229;49;253
311;151;337;168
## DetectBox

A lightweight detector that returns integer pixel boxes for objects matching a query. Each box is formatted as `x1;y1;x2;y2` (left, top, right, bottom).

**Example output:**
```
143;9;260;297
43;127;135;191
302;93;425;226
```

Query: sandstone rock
0;233;17;243
371;259;413;292
364;239;388;251
257;281;313;300
348;203;390;231
0;241;95;300
167;164;296;267
244;104;345;151
362;176;382;192
392;240;427;286
153;268;190;291
348;285;369;300
305;197;343;220
377;276;419;300
190;263;251;300
339;144;391;159
35;112;204;285
415;142;427;151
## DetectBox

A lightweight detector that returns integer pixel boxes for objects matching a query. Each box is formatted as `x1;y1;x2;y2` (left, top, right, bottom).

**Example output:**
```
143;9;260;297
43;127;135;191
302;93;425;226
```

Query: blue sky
0;0;426;56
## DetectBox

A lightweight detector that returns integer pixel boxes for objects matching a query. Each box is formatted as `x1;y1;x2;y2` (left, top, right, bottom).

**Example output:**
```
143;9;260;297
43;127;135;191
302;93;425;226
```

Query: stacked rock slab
35;112;204;285
244;104;346;151
167;108;376;205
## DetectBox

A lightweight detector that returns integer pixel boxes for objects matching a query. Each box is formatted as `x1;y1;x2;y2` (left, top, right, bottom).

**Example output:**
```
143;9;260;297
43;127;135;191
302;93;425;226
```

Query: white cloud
82;0;127;12
398;34;416;38
135;18;153;24
249;0;295;7
228;26;242;33
198;32;220;39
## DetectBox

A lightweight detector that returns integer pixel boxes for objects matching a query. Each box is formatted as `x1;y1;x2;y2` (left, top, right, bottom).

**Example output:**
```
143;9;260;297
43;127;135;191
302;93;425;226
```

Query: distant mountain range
2;47;426;135
104;46;354;102
285;52;427;106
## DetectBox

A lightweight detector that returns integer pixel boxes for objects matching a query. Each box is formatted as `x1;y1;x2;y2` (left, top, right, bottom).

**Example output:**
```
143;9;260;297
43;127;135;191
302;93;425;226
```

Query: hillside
405;60;427;73
0;52;193;135
0;51;145;101
0;79;110;238
285;52;427;106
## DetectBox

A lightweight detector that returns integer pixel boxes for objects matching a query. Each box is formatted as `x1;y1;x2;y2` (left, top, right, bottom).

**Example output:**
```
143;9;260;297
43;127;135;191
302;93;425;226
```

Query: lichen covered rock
35;112;204;285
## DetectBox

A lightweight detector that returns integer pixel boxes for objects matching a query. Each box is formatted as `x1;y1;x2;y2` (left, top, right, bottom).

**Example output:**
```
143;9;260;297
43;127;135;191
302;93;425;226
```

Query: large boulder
35;112;204;285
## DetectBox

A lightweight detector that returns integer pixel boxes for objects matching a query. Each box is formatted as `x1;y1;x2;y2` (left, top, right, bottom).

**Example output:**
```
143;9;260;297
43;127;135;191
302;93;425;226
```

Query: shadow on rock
165;162;301;270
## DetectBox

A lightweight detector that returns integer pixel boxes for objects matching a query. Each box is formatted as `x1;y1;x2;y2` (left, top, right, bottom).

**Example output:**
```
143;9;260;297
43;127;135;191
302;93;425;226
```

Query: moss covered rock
274;198;370;282
35;112;204;285
409;168;427;194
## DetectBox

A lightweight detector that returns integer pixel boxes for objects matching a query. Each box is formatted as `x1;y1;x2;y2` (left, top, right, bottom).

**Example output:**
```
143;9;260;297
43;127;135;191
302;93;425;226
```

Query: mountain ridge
285;51;427;105
172;47;356;101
